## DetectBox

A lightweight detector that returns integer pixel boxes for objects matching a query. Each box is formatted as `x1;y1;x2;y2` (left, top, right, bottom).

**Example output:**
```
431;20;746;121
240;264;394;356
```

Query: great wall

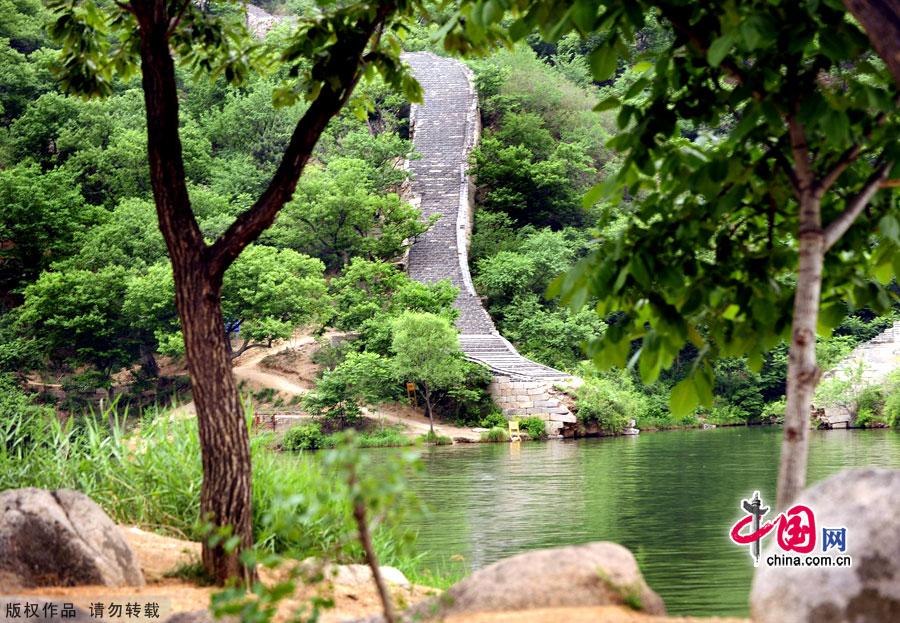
402;52;580;436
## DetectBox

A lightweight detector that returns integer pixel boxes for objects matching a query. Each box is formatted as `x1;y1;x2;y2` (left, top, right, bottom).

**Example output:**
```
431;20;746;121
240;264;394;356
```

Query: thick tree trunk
776;194;824;510
173;262;255;585
134;1;254;585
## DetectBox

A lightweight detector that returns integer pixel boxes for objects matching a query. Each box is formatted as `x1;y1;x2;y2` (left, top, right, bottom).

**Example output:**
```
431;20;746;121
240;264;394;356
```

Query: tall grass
0;405;427;576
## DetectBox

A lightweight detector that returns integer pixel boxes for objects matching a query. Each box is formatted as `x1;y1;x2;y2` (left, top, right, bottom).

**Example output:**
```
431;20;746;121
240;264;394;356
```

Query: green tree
46;0;433;581
125;245;329;359
457;1;900;508
302;351;397;422
18;265;139;383
0;164;101;303
391;312;465;433
264;157;429;269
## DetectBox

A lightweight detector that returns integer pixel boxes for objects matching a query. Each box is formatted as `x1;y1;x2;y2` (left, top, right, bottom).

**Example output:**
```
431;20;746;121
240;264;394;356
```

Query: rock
751;468;900;622
0;488;144;589
406;542;665;620
296;558;410;588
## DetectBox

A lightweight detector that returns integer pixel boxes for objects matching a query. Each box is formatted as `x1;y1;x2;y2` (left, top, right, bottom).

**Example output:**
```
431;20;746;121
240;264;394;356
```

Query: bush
519;416;546;440
303;351;397;423
760;398;787;424
480;426;510;442
480;410;507;429
282;422;325;451
576;374;645;433
419;430;452;446
885;392;900;428
351;426;414;448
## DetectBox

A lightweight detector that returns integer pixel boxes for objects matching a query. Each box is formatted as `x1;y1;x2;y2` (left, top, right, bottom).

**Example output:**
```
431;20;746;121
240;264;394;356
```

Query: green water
401;427;900;617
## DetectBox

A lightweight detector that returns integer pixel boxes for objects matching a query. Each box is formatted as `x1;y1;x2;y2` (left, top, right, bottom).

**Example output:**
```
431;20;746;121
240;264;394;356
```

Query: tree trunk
423;386;435;434
174;262;255;585
349;464;396;623
776;193;824;510
842;0;900;87
134;1;256;584
140;344;159;379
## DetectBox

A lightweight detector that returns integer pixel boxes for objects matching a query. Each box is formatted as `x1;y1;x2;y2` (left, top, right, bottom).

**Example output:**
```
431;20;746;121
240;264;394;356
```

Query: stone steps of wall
402;51;578;433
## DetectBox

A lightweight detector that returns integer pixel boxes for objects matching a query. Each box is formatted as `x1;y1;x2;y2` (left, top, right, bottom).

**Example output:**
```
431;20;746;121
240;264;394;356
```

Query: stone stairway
403;52;577;432
403;52;570;380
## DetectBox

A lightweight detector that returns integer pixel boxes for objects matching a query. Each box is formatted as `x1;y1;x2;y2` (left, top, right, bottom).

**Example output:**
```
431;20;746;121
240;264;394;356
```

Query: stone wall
488;377;577;436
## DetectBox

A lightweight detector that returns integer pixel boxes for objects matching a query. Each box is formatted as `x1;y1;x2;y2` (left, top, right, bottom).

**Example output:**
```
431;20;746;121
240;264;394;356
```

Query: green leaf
707;31;736;67
589;44;618;81
593;96;620;112
879;215;900;245
820;110;850;145
670;378;699;418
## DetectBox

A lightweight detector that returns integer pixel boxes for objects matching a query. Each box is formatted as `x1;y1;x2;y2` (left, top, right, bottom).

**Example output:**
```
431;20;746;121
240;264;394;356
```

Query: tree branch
842;0;900;87
823;160;892;251
815;143;862;198
168;0;192;35
206;4;395;278
134;0;205;264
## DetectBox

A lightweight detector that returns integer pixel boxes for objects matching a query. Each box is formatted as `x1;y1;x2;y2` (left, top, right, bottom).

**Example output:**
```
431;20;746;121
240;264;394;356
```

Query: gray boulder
406;542;665;620
751;468;900;622
0;488;144;589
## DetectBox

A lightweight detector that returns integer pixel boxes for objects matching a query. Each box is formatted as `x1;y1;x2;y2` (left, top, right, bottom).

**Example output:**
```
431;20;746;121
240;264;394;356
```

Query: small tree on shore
391;312;465;433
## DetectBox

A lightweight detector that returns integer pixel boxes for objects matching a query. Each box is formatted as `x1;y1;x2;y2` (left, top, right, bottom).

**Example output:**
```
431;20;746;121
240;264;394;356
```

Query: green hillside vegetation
1;0;896;435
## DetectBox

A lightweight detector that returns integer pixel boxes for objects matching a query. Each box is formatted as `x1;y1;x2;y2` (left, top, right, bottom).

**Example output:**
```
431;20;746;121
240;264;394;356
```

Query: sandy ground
11;527;437;622
369;402;483;442
446;608;748;623
10;527;749;623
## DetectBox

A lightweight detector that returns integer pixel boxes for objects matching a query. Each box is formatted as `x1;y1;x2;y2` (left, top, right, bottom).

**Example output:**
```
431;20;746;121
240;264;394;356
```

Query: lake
402;427;900;616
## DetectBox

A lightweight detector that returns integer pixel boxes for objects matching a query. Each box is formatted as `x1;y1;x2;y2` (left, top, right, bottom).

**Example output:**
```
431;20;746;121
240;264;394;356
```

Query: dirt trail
368;402;483;442
168;331;485;442
231;334;318;396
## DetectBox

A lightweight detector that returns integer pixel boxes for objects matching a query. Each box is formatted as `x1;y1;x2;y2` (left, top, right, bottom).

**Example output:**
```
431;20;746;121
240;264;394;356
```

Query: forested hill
1;0;897;431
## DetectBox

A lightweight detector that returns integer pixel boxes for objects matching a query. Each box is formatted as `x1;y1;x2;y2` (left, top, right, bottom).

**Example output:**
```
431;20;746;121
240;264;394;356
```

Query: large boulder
406;542;665;620
0;488;144;589
751;468;900;622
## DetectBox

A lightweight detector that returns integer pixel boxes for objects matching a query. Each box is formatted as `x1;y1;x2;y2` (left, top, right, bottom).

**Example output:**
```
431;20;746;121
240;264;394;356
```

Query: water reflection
402;427;900;616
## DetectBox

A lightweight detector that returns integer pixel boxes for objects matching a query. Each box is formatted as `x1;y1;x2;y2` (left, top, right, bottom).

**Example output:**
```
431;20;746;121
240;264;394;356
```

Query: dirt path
232;334;321;396
366;402;483;442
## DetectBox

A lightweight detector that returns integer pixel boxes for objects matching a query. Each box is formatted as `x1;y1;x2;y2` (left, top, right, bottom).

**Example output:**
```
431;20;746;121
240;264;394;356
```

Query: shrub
351;426;414;448
576;375;645;433
282;422;325;451
480;426;509;442
885;392;900;428
760;398;787;424
519;416;546;440
303;351;397;423
419;430;452;446
480;410;507;429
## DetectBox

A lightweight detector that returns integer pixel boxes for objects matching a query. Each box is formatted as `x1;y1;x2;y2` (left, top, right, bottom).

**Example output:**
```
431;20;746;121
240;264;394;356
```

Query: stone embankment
817;320;900;427
402;52;580;435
